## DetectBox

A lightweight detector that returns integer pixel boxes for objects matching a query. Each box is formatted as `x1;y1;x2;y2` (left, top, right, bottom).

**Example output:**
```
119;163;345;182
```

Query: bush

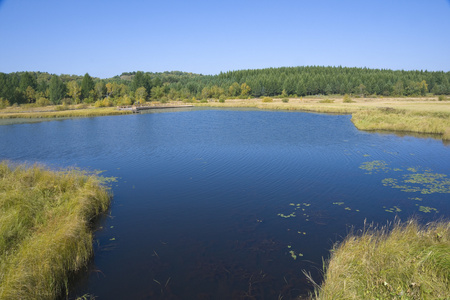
262;97;273;102
219;95;226;103
55;103;69;111
36;97;50;107
319;99;334;103
343;94;355;103
0;97;10;109
438;95;447;101
282;98;289;103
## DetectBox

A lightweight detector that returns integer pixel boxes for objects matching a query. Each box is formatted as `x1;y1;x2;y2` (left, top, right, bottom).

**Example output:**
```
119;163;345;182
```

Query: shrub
219;95;226;103
282;98;289;103
262;97;273;102
438;95;446;101
319;99;334;103
343;94;355;103
36;97;50;107
55;103;69;111
0;97;10;109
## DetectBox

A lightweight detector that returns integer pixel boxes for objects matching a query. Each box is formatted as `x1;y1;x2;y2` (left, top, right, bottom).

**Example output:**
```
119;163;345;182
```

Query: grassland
195;96;450;141
310;219;450;299
0;161;111;300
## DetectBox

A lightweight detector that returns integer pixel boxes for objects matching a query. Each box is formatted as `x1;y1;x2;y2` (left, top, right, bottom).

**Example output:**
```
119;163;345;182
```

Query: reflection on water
0;109;448;299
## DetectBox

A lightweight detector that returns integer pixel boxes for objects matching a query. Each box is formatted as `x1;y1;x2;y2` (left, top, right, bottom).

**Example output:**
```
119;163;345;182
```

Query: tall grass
0;107;130;119
312;219;450;299
0;162;111;299
352;108;450;140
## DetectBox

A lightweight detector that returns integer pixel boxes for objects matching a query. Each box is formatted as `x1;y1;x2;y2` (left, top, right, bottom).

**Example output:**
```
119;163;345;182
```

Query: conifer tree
81;73;95;100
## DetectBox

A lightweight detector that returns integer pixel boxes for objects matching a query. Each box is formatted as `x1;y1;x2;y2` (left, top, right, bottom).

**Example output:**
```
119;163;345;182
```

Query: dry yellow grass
0;162;111;299
312;219;450;300
0;105;131;119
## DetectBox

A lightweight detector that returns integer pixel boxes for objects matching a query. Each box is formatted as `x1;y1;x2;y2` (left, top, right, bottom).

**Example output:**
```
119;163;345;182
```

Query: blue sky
0;0;449;78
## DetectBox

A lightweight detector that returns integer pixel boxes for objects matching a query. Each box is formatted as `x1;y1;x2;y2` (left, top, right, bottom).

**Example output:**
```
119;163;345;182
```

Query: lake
0;108;448;299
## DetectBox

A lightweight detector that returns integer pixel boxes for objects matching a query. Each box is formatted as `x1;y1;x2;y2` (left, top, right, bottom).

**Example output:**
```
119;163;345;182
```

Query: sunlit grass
0;106;131;119
311;219;450;299
0;161;111;299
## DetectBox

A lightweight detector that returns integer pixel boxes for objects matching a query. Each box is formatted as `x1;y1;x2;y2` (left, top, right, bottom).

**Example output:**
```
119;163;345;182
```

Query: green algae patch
0;161;111;300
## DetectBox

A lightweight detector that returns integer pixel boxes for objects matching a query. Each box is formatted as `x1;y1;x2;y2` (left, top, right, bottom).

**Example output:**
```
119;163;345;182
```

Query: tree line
1;66;449;108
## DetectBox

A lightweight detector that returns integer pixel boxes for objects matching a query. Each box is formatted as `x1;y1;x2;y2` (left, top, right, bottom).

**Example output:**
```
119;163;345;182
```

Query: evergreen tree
49;76;66;104
81;73;95;100
131;71;145;91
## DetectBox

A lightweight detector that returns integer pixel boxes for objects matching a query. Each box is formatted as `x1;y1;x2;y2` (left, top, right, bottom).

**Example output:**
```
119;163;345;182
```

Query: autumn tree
228;82;241;97
67;81;81;104
240;83;251;97
135;87;147;103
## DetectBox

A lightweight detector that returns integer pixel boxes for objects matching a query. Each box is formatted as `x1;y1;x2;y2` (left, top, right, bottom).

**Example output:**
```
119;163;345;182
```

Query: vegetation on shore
311;219;450;299
195;96;450;141
1;67;449;109
0;162;111;299
0;105;131;120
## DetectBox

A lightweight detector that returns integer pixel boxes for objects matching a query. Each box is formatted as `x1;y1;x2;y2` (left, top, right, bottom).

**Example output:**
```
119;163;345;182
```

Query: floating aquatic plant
384;206;402;213
277;212;296;218
333;202;344;205
409;197;422;201
359;160;390;174
383;172;450;194
418;206;439;213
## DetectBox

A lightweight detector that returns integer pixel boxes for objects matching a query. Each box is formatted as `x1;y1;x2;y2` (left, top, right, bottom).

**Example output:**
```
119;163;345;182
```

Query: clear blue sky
1;0;449;78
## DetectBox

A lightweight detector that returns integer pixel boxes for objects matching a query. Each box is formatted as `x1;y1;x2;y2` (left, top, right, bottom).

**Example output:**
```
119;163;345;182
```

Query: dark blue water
0;108;449;299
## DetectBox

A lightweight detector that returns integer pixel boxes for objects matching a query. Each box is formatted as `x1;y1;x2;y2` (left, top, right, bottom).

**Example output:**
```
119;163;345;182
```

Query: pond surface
0;108;449;299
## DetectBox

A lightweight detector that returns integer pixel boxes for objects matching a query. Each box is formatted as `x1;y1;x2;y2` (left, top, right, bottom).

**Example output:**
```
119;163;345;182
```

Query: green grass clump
319;99;334;103
262;97;273;102
313;219;450;299
0;161;111;299
351;109;450;141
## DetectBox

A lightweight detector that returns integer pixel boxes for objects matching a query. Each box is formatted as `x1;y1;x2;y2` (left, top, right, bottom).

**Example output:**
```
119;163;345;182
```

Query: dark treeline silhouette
1;66;449;107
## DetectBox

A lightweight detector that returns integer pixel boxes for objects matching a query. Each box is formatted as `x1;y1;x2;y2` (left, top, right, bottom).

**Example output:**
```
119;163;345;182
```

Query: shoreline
0;96;449;141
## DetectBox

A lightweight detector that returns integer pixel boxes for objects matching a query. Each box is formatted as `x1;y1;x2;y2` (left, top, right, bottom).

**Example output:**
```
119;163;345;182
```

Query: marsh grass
0;106;130;120
351;109;450;139
311;219;450;299
0;161;110;299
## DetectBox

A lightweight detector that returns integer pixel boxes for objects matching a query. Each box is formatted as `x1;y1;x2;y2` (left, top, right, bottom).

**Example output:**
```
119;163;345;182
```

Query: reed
312;219;450;299
0;162;111;299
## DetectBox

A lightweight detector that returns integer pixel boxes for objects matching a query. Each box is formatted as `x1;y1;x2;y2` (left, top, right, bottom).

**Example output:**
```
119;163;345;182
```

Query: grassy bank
312;219;450;299
0;162;111;299
0;105;131;120
195;96;450;141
